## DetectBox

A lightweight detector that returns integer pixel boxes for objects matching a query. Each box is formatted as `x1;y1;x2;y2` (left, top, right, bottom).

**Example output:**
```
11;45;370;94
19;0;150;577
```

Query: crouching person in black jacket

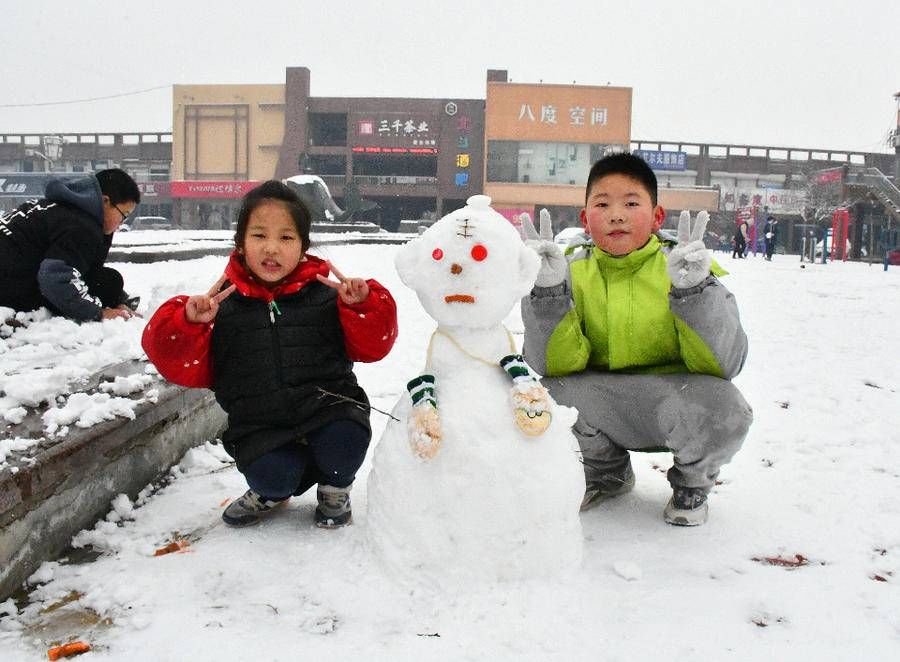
0;168;140;322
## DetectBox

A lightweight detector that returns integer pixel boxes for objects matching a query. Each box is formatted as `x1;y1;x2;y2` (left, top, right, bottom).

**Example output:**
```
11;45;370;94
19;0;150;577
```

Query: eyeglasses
112;202;132;222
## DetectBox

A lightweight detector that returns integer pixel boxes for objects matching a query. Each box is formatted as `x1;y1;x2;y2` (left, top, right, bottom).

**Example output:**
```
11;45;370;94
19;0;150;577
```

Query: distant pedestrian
764;216;779;261
732;219;749;259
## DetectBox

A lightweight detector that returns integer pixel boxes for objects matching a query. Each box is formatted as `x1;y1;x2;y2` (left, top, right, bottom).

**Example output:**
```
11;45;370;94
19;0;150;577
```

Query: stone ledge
0;364;226;601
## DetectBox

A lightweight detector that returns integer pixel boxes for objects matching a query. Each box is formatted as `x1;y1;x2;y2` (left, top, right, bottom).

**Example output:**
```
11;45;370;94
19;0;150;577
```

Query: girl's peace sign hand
317;261;370;305
185;275;237;324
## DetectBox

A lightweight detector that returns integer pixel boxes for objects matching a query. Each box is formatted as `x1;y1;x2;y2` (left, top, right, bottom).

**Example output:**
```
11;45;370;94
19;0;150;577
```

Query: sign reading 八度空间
515;103;608;128
486;82;632;144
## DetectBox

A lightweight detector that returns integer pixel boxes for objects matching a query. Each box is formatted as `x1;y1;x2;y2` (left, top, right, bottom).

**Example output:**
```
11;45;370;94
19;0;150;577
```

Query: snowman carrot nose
450;263;462;274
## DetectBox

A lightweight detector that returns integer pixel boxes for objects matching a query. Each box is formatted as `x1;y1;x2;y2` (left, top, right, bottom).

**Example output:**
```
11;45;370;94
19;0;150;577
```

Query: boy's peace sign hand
667;210;713;290
185;275;237;324
317;261;370;305
521;209;567;288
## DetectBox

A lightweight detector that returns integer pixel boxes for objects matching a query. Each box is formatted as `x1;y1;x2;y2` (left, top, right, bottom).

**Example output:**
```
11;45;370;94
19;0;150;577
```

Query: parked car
125;216;173;231
887;247;900;266
554;226;588;247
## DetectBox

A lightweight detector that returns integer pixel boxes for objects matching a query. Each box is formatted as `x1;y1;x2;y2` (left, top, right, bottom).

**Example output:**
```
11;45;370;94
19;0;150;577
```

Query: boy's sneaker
222;490;287;527
580;464;635;512
315;484;353;529
664;486;709;526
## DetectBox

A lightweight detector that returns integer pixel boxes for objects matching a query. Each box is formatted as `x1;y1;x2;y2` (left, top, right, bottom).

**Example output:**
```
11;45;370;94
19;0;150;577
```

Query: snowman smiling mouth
444;294;475;303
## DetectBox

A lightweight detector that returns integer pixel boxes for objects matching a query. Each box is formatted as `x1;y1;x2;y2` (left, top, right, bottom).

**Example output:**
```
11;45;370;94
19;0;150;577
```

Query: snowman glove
521;209;567;288
407;375;442;460
500;354;552;436
667;210;713;290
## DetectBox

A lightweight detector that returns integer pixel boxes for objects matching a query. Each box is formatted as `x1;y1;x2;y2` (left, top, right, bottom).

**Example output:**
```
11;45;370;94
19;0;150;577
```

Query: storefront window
486;141;627;185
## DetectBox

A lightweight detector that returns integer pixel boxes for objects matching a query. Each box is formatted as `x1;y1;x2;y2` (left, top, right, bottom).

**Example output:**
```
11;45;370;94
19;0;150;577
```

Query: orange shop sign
170;181;261;199
486;83;631;143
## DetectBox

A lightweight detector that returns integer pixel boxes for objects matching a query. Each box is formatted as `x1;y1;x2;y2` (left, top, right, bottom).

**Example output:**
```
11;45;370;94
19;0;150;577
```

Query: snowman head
395;195;541;328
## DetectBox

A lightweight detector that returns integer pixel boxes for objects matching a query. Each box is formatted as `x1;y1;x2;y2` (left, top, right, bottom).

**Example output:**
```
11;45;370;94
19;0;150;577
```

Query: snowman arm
500;354;553;437
407;374;437;409
407;374;442;460
337;279;398;362
499;354;539;385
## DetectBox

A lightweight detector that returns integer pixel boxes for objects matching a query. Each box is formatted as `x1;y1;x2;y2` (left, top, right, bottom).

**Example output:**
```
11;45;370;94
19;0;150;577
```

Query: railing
858;168;900;212
0;132;172;145
633;139;882;164
317;175;438;187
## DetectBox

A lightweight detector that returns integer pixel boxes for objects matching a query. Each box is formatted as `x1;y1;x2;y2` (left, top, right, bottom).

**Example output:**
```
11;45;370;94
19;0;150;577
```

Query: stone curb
0;364;226;601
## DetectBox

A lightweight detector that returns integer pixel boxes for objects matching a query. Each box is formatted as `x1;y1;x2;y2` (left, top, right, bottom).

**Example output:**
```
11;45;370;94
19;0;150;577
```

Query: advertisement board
169;181;261;198
486;82;631;144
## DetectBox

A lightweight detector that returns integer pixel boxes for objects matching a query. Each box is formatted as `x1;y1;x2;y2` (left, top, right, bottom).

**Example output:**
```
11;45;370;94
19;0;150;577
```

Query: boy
521;153;752;526
0;169;140;322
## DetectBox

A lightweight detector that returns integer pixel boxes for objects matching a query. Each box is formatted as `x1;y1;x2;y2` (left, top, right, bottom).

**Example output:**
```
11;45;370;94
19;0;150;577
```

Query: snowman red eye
471;244;488;261
432;248;444;261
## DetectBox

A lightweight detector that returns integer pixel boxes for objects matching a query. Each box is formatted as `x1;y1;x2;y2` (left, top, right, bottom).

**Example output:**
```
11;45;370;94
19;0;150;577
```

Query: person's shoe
580;465;635;512
664;486;709;526
315;484;353;529
221;490;288;527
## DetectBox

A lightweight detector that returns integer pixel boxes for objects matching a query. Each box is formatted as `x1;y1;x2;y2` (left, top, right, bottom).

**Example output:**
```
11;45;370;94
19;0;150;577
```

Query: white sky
2;0;898;153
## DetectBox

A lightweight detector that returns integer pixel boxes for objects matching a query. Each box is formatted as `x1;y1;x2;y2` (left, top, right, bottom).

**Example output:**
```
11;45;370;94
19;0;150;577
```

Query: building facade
0;132;172;219
172;68;484;230
2;67;896;254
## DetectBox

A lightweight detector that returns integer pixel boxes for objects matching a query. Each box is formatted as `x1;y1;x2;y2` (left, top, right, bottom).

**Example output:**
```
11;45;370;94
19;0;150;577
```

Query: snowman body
366;195;584;586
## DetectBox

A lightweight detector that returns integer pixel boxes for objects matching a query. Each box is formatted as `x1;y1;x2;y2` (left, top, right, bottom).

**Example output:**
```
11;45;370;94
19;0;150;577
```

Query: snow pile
0;436;42;467
0;308;145;412
2;237;899;661
367;195;584;588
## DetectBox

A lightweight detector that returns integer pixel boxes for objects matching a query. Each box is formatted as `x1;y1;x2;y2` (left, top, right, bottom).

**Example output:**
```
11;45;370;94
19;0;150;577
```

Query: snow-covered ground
1;241;899;661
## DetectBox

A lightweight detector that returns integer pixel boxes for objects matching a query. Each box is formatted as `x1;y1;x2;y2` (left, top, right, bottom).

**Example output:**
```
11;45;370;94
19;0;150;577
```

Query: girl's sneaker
315;484;352;528
222;490;288;527
663;487;709;526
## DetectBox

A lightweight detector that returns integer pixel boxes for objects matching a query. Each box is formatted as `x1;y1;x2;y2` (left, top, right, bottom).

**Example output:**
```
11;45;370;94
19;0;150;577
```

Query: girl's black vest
211;281;370;469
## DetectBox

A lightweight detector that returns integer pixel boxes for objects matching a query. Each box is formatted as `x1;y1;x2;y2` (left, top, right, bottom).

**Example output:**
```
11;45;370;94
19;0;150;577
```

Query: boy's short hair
585;153;658;206
95;168;141;205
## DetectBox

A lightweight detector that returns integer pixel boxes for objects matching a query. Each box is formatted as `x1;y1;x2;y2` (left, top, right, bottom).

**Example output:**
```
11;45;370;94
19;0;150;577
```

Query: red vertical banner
831;209;850;261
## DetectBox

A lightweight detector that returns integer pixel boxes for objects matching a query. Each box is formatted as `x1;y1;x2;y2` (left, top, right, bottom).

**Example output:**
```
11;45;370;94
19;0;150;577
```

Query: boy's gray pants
543;371;753;493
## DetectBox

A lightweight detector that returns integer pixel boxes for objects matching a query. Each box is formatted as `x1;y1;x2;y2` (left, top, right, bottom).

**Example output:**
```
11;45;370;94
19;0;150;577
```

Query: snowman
367;195;585;588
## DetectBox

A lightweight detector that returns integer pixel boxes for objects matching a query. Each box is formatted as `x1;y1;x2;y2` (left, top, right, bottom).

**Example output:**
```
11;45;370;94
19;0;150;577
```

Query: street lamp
25;134;64;172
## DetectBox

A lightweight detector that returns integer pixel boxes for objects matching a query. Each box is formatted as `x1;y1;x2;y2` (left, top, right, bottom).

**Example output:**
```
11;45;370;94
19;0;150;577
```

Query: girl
142;180;397;528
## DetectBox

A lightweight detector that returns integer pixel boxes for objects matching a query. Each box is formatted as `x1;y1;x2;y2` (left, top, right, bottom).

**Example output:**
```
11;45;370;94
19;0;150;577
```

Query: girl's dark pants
242;420;370;500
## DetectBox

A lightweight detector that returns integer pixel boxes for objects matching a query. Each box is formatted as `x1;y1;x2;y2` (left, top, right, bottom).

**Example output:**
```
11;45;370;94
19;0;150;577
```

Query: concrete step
0;360;226;600
108;233;415;263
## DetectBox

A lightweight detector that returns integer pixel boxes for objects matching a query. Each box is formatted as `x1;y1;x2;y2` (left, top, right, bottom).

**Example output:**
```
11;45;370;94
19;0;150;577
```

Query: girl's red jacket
141;252;398;388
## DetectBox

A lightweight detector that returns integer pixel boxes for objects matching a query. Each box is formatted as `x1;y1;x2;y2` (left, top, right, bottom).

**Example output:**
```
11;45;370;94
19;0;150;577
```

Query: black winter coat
0;176;111;320
211;282;371;469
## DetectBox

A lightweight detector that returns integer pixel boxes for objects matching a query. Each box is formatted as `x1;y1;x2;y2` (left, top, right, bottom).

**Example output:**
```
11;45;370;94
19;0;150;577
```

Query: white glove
667;211;712;290
521;209;567;288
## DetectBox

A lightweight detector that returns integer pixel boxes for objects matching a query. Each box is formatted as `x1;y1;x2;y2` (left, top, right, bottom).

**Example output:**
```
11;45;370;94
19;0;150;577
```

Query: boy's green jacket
521;235;748;380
